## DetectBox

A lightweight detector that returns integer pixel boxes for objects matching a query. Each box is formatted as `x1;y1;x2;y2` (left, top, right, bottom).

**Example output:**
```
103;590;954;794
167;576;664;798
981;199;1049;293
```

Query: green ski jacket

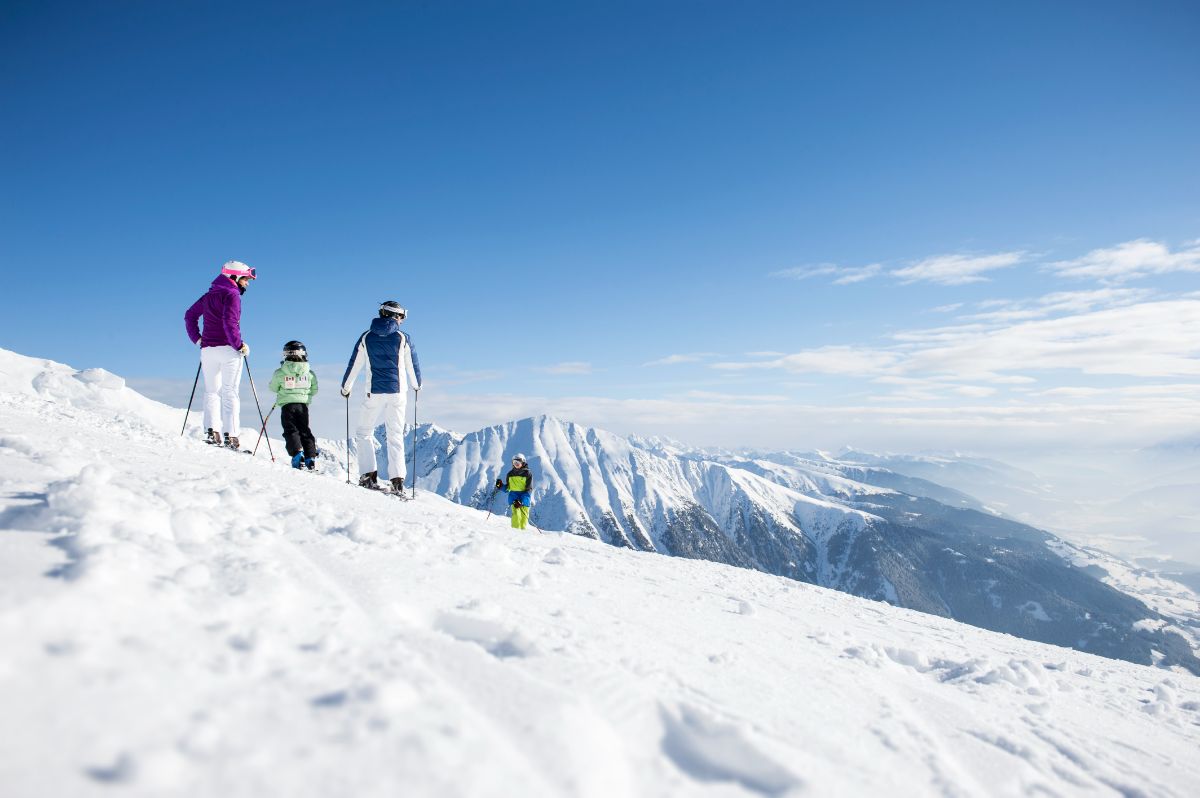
269;361;319;406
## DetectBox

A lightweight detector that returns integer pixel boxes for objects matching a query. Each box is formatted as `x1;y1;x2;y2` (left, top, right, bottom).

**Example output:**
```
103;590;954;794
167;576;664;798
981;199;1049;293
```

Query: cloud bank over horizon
120;236;1200;462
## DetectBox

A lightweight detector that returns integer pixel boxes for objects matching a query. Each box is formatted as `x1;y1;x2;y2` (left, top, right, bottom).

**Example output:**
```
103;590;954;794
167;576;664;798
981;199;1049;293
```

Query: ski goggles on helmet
380;302;407;320
221;261;257;279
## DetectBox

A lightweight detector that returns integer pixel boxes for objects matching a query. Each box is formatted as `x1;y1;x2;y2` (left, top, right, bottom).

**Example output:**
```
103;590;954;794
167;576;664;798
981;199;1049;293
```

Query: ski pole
252;405;277;457
484;483;501;520
243;356;275;462
409;388;419;499
180;361;201;437
345;393;352;484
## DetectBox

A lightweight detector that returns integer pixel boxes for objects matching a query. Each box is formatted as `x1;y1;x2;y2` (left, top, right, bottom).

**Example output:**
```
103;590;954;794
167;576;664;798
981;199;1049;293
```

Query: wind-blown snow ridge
2;347;1200;796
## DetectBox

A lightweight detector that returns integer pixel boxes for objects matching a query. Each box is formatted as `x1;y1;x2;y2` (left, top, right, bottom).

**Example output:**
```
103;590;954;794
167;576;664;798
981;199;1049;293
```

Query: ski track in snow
1;352;1199;797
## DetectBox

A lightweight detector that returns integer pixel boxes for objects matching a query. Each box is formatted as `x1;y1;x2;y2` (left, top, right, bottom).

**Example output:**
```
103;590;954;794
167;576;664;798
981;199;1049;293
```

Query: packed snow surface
1;347;1199;797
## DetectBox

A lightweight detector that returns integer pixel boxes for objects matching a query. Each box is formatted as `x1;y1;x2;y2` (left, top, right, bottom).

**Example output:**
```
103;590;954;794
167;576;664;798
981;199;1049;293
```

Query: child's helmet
513;453;528;465
282;340;307;361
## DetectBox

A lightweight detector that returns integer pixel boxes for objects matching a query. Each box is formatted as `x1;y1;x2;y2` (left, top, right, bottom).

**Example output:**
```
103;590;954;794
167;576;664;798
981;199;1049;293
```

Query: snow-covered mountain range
2;346;1200;796
395;415;1200;674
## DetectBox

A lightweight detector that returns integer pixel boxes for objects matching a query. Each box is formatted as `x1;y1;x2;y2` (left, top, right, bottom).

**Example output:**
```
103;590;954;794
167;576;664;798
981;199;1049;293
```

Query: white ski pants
355;392;408;479
201;345;243;435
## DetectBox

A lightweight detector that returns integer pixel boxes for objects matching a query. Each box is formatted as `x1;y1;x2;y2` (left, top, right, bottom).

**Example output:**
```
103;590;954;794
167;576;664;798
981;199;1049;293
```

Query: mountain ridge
403;413;1200;674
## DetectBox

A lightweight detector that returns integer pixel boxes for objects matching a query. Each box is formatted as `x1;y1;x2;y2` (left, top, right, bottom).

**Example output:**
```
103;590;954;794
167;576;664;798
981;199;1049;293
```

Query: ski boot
358;471;381;490
390;477;404;493
291;452;305;469
205;428;222;445
305;451;317;471
224;433;240;451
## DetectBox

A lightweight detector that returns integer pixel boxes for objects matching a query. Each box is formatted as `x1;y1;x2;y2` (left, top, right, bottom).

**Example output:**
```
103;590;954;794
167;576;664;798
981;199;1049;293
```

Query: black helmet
282;340;307;361
379;301;407;321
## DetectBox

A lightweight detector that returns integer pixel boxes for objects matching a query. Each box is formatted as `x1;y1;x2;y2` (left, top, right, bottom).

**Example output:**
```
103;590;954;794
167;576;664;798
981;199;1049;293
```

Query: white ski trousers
355;392;408;479
201;345;243;435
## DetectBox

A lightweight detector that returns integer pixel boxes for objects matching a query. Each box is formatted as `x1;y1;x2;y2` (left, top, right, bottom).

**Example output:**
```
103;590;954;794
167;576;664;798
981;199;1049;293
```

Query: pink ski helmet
220;260;257;279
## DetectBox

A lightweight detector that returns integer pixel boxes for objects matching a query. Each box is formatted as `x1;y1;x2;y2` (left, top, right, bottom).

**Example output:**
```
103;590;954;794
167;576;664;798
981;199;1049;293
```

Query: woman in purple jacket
184;261;257;448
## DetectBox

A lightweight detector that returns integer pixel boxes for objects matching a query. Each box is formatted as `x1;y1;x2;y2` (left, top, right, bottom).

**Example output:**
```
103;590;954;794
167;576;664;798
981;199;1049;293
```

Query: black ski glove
495;479;503;490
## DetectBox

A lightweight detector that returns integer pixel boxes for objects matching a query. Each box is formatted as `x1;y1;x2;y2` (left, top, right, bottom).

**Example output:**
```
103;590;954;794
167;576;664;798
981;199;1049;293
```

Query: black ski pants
280;402;318;458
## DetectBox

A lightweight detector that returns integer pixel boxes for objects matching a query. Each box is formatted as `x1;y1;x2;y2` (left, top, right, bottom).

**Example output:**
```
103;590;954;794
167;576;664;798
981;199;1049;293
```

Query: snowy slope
1046;539;1200;653
415;416;1200;673
3;347;1200;797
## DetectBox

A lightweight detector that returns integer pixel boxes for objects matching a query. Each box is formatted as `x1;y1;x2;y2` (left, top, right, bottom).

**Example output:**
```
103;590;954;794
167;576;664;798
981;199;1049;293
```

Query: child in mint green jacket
268;340;319;469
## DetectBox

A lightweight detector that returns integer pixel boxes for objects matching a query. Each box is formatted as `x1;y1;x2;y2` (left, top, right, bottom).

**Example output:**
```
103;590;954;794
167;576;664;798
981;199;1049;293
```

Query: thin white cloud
642;353;717;367
953;385;998;398
714;346;901;376
1047;239;1200;282
985;375;1039;385
875;373;1035;387
1036;386;1108;398
772;263;882;285
713;297;1200;381
1118;383;1200;397
901;300;1200;378
772;238;1199;290
958;287;1152;324
890;323;992;345
771;264;838;280
871;376;938;387
892;251;1027;285
832;263;883;285
863;375;998;402
684;390;789;403
537;361;593;375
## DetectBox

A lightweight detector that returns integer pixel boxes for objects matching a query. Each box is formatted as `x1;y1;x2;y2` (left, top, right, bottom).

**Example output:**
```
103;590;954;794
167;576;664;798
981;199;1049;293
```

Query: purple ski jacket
184;276;244;350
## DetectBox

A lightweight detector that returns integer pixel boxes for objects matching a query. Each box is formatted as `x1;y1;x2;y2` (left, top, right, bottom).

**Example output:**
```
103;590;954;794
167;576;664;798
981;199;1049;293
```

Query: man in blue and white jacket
340;301;422;492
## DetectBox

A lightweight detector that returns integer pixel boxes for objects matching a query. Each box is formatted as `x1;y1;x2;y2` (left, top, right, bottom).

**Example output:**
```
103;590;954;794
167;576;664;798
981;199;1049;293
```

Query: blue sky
2;0;1198;454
